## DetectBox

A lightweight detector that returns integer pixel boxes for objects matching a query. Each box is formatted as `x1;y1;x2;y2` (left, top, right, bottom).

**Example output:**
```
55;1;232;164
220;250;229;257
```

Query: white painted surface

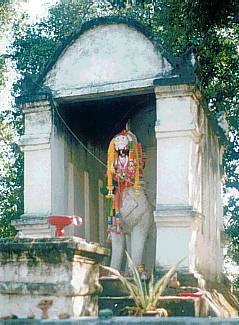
156;96;194;132
51;130;67;215
25;110;52;135
155;227;190;268
84;171;90;241
154;85;223;279
45;24;172;98
98;179;105;245
0;294;98;319
156;135;191;205
68;162;74;214
24;148;52;214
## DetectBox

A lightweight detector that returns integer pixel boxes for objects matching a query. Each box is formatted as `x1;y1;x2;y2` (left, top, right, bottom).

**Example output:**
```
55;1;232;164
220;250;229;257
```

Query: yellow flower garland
106;130;141;195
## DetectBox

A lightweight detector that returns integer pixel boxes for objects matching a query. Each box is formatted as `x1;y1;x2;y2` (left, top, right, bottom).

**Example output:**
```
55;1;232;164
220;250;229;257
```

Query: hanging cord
52;100;107;168
51;97;156;197
51;97;149;168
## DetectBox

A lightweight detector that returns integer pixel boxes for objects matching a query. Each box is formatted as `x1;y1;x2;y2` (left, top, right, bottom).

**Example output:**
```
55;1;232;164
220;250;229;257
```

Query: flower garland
105;130;144;242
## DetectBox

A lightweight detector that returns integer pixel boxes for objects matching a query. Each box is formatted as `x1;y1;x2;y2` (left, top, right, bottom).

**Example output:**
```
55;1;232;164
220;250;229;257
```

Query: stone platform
99;275;238;318
0;237;110;319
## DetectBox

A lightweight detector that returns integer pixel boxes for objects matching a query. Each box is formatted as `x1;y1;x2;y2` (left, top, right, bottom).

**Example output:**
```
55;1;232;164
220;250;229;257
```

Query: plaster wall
129;96;157;270
193;116;224;279
156;227;190;267
157;136;191;205
155;93;195;208
156;96;194;132
20;101;53;216
24;148;52;215
51;129;67;215
25;109;51;135
154;85;223;279
51;126;105;242
44;24;172;99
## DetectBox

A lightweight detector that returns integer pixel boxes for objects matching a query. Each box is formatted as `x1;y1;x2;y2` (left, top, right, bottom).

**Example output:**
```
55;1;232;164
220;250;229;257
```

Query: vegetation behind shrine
0;0;238;288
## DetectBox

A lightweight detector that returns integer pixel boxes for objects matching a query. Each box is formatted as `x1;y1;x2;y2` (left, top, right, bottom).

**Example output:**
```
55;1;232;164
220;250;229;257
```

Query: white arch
44;23;172;99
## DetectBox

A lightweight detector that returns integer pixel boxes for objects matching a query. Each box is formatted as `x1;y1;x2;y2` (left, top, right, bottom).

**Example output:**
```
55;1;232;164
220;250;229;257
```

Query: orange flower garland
105;130;144;241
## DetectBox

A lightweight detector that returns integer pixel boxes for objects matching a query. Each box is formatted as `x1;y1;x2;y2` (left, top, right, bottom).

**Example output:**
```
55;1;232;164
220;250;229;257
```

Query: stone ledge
18;134;51;148
154;207;204;228
0;281;101;296
13;215;49;226
156;204;194;211
12;214;52;239
0;237;110;264
154;84;195;98
22;100;51;114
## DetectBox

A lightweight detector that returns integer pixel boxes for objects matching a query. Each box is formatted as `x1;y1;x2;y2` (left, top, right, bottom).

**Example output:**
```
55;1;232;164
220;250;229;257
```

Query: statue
105;130;153;270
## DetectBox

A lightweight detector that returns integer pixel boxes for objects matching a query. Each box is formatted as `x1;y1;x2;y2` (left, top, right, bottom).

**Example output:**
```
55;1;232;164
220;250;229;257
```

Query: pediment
43;18;175;100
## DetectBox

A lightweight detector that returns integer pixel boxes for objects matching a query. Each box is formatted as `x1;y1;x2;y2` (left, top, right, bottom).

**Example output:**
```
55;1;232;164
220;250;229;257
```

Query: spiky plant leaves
102;252;185;313
148;257;186;309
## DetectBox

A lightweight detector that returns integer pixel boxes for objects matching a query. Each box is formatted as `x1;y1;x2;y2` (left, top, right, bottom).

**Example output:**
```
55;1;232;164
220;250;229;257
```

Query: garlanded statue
105;129;153;270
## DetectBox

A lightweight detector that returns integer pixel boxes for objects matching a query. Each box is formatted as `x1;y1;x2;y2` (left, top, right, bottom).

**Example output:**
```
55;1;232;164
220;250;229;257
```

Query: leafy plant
104;252;185;316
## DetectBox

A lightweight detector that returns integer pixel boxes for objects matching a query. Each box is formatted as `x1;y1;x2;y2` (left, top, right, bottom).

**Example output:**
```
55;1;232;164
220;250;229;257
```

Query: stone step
99;296;201;317
99;277;207;317
99;276;238;318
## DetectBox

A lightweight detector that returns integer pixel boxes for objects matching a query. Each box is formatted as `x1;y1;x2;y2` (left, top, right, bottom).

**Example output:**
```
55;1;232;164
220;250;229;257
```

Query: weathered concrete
0;237;110;319
154;84;224;281
44;23;172;100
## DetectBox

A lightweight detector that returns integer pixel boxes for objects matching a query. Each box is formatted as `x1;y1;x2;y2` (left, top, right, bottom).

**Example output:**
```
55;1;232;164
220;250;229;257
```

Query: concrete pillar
13;98;67;238
154;84;203;272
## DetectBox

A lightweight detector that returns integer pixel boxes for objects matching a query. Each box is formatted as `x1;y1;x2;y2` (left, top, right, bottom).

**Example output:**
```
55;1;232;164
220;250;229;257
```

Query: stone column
13;98;53;237
154;84;203;272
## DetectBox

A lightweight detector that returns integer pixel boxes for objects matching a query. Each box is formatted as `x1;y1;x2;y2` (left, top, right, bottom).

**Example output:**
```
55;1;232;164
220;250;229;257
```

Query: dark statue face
117;149;129;156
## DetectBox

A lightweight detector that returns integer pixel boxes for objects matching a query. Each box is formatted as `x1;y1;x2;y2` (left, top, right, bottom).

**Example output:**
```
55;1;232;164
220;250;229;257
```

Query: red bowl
48;215;73;227
48;215;82;237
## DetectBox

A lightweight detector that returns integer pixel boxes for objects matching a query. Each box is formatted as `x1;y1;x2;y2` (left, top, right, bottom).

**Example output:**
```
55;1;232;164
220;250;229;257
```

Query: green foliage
104;252;184;315
0;0;14;87
0;1;15;32
11;0;114;85
0;1;25;235
0;110;24;238
0;0;25;86
0;55;6;87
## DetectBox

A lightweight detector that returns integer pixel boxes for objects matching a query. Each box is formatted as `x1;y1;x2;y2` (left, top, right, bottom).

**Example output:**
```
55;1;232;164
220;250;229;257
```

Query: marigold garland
105;130;144;242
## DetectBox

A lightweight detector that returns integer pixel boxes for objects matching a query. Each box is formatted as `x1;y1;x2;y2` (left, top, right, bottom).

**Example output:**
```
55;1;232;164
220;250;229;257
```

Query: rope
52;98;156;196
52;97;149;168
53;103;107;168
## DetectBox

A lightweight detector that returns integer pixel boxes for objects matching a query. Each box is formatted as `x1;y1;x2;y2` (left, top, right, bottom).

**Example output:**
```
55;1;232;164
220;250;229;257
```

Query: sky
0;0;58;110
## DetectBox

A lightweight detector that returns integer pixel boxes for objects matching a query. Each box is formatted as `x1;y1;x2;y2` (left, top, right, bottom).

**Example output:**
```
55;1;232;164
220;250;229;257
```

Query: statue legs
131;221;148;266
110;232;124;269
